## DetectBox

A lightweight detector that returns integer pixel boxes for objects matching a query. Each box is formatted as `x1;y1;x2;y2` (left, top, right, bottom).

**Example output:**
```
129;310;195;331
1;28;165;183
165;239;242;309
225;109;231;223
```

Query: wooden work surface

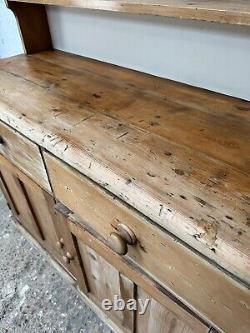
8;0;250;26
0;50;249;284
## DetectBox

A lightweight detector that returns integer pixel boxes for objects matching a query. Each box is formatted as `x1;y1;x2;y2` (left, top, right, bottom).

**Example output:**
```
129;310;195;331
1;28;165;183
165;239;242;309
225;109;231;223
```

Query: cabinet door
54;202;135;333
0;161;45;243
53;204;88;292
136;288;199;333
78;243;134;333
0;155;87;291
77;240;208;333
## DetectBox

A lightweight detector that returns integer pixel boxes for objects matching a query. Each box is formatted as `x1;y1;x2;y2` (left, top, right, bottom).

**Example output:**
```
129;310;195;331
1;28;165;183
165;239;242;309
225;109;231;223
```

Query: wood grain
0;166;44;241
53;204;89;291
65;211;209;333
11;214;132;333
6;1;52;54
78;243;134;332
0;155;61;260
0;121;51;192
7;0;250;26
0;169;20;216
136;288;196;333
45;151;250;333
12;203;208;333
0;51;249;285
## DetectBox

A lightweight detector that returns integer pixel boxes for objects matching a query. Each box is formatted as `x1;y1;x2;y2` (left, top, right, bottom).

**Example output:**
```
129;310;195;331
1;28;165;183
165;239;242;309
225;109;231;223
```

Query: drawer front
45;152;250;333
0;121;51;192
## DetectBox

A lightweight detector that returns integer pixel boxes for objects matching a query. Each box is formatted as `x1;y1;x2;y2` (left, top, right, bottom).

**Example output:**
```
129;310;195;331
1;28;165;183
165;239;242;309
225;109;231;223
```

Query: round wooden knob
66;251;73;260
116;224;136;245
62;255;70;264
108;232;128;255
108;224;136;255
56;238;64;249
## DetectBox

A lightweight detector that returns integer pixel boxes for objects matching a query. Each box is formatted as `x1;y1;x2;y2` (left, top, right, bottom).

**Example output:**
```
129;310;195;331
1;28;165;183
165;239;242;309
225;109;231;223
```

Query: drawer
44;151;250;333
0;121;51;192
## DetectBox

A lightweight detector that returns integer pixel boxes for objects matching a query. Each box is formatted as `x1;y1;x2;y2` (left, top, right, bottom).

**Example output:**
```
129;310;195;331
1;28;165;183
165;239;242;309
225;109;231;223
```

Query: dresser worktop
0;50;249;284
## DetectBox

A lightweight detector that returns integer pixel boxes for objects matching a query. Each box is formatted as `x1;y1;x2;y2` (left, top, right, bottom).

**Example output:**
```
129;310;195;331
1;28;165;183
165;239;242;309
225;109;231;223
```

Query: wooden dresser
0;1;249;332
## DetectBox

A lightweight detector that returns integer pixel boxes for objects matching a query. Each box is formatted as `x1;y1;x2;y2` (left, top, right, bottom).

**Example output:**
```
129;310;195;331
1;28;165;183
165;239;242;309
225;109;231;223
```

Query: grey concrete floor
0;192;112;333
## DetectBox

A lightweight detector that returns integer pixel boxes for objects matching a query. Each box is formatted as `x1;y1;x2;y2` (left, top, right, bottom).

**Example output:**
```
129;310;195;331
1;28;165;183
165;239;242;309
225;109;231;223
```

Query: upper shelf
8;0;250;26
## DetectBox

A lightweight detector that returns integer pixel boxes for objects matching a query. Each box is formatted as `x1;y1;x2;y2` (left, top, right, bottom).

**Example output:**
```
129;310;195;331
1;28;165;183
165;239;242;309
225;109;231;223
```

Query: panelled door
0;155;87;290
78;243;135;333
0;155;53;246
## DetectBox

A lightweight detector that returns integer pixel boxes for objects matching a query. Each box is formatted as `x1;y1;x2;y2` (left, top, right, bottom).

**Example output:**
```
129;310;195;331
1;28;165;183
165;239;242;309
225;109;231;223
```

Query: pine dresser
0;1;250;332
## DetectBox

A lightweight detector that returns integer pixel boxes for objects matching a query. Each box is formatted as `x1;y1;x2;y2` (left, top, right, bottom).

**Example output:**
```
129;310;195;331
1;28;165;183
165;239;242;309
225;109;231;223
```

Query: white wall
0;0;23;58
47;6;250;101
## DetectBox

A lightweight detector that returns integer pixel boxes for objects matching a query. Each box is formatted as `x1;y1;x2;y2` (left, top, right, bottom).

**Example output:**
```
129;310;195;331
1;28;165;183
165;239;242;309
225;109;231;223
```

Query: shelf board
8;0;250;26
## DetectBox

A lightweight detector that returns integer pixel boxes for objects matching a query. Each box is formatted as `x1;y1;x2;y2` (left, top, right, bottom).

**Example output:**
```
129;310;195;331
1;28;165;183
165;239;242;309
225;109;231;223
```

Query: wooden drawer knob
108;224;136;255
56;238;64;249
62;255;70;264
62;251;74;264
66;251;73;260
108;232;128;255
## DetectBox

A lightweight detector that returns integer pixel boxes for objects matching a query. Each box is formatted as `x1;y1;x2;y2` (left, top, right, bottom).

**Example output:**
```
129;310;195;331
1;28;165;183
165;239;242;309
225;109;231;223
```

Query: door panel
64;209;209;333
0;121;51;192
0;154;210;333
78;242;134;333
0;167;44;242
0;155;87;291
136;288;197;333
0;169;19;216
53;203;88;292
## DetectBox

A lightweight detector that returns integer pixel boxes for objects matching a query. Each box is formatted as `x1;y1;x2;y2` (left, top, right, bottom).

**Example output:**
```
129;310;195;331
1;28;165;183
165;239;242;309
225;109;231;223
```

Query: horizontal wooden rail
7;0;250;26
